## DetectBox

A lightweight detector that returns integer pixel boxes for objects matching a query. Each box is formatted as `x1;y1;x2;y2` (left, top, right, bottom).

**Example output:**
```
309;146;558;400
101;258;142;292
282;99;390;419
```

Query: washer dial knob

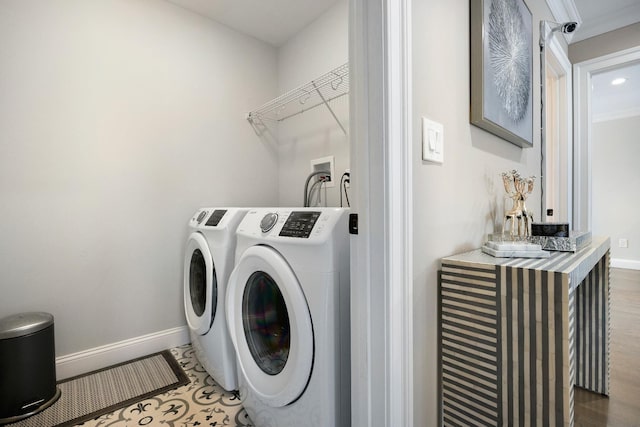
260;212;278;233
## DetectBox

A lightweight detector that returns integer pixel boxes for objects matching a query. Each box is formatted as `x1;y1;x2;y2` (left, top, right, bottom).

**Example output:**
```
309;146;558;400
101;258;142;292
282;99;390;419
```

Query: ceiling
165;0;639;48
591;61;640;122
569;0;640;43
165;0;340;47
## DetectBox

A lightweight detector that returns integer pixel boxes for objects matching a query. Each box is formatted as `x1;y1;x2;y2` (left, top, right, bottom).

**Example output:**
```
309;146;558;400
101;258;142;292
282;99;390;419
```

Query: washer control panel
279;211;321;238
236;208;348;242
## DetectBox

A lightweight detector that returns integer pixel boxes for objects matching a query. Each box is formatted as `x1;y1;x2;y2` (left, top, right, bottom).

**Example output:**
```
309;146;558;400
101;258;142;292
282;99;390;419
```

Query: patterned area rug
7;350;190;427
76;344;252;426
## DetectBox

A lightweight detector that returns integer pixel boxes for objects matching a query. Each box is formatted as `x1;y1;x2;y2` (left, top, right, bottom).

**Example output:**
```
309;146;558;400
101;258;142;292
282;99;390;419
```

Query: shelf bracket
312;81;347;135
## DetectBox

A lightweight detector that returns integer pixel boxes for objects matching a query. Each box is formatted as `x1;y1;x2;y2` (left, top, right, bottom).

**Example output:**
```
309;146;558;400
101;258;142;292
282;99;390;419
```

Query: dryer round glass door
184;232;217;335
189;248;208;317
226;245;313;408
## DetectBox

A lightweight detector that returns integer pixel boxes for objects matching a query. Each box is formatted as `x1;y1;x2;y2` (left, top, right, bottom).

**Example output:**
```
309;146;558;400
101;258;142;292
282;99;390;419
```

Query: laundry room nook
8;0;637;425
0;0;350;426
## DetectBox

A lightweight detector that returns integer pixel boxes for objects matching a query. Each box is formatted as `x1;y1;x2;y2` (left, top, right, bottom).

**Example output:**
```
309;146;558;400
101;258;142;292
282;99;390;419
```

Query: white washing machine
226;208;350;427
184;207;248;391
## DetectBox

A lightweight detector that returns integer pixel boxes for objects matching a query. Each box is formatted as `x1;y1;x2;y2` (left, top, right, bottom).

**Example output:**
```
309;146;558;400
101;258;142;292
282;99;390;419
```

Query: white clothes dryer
184;207;248;391
226;208;350;427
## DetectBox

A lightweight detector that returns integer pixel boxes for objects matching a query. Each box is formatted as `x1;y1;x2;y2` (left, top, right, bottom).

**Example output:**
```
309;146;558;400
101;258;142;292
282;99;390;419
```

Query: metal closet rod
246;62;349;134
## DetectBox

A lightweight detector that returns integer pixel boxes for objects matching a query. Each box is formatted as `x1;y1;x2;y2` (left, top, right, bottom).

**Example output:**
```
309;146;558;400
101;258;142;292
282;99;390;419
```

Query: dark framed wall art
470;0;533;148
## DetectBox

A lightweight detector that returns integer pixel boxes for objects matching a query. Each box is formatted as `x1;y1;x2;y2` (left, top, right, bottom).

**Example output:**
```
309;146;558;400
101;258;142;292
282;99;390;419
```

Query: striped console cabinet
438;236;611;427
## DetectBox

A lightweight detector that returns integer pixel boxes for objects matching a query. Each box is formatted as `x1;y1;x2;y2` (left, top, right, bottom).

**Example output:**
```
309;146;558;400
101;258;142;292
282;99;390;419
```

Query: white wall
0;0;279;356
411;0;554;425
276;0;349;207
592;116;640;262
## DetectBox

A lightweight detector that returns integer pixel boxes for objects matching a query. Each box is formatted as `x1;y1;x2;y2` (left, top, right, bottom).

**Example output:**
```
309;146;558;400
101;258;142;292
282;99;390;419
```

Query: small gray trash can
0;312;61;424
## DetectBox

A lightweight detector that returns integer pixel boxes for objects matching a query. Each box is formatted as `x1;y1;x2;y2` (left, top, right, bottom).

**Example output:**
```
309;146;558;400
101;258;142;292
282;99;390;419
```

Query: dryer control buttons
205;209;227;227
260;213;279;233
279;211;321;238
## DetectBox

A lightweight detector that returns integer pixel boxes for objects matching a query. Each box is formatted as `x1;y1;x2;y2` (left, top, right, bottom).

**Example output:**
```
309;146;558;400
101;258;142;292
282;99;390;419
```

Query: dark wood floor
574;267;640;427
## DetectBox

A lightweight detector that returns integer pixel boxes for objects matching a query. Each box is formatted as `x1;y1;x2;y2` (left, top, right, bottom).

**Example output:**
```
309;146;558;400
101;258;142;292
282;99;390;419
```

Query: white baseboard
611;258;640;271
56;326;190;380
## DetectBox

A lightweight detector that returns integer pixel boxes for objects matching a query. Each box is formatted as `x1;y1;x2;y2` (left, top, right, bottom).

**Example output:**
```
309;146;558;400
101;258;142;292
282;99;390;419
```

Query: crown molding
593;106;640;123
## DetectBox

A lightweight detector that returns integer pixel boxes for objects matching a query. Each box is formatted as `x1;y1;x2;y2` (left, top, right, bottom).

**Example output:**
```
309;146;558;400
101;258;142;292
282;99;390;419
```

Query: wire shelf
247;63;349;134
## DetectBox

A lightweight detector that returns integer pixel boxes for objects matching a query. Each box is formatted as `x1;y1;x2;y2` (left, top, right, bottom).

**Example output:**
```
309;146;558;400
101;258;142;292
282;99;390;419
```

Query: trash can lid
0;312;54;340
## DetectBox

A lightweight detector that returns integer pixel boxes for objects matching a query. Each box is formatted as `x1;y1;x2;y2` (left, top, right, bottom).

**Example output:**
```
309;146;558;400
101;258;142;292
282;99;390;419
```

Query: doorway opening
541;26;572;225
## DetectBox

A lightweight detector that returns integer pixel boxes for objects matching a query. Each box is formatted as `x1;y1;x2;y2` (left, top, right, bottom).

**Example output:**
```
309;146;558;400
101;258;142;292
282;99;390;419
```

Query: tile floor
76;344;252;427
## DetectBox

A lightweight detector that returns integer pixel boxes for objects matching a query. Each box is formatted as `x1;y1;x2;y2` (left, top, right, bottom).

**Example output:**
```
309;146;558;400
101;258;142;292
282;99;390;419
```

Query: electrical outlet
619;238;629;248
310;156;335;188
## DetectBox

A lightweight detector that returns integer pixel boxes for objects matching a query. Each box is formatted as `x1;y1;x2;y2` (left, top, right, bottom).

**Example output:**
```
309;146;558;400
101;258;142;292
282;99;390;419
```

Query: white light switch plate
422;117;444;163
